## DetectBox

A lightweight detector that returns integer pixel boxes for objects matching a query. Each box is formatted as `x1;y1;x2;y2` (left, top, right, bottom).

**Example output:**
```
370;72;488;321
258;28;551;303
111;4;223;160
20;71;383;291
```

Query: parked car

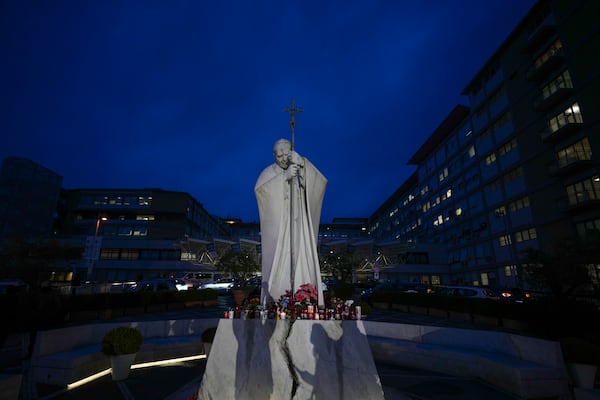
433;285;498;299
129;278;188;292
244;275;262;287
198;278;238;294
361;281;428;301
0;279;30;295
497;287;532;303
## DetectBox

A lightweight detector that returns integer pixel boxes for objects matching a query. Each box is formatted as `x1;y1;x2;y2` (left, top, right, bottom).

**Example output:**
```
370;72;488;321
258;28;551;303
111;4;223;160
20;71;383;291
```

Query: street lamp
95;216;108;236
87;216;108;280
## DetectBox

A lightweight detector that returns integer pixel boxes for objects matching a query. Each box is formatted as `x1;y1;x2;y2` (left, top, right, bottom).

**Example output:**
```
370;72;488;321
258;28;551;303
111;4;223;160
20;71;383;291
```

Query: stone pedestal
198;319;385;400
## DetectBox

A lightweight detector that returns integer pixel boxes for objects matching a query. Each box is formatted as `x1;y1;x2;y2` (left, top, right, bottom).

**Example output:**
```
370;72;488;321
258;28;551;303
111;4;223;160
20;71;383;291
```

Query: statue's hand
287;151;304;167
284;164;300;181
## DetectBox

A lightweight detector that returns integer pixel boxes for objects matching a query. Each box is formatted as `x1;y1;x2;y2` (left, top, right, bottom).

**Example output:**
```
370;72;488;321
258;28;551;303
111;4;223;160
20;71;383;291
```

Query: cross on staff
283;98;303;150
282;98;304;296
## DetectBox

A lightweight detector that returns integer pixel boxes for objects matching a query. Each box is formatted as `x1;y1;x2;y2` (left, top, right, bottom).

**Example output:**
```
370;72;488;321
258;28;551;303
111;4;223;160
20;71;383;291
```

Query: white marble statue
255;138;327;306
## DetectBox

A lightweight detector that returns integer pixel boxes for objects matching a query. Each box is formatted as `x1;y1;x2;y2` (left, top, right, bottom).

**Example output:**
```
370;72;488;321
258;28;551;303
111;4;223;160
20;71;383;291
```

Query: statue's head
273;138;291;169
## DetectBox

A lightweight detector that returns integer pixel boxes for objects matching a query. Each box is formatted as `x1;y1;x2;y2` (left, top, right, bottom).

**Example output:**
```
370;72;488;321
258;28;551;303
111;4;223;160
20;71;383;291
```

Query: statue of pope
255;138;327;306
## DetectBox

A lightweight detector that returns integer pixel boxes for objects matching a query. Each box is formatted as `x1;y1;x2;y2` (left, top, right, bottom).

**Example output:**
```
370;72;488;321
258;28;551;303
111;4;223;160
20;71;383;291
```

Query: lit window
438;167;449;182
138;196;153;206
498;138;517;156
468;146;476;158
541;70;573;100
566;176;600;205
120;250;139;260
509;196;530;212
499;234;512;246
480;273;489;286
533;39;563;69
556;137;592;167
548;102;583;133
504;265;517;277
100;249;120;260
515;228;537;242
133;227;148;236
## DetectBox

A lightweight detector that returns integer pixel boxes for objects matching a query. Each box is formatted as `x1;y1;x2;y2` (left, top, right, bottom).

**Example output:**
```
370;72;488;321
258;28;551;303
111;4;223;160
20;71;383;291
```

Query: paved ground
4;296;551;400
30;357;521;400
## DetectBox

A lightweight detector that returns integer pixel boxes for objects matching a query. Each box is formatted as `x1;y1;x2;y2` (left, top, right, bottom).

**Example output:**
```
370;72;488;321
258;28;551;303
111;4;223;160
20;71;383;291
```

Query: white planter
567;362;598;389
109;353;137;381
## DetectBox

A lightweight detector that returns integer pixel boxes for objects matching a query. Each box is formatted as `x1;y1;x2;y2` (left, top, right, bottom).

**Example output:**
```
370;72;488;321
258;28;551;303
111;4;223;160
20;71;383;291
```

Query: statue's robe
255;158;327;306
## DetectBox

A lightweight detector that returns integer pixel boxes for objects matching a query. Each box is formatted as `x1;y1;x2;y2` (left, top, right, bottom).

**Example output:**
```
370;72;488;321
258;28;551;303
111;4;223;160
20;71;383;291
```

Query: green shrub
329;283;354;300
107;292;141;308
369;289;395;304
201;288;218;301
393;292;429;306
63;293;110;312
102;326;143;356
172;288;218;302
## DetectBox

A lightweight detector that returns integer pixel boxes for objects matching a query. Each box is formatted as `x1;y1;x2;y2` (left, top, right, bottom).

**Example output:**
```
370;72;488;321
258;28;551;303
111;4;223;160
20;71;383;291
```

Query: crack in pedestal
281;320;299;398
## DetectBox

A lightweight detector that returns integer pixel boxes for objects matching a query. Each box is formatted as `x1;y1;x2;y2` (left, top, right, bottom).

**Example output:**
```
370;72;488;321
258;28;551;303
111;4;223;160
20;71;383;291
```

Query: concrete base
198;319;385;400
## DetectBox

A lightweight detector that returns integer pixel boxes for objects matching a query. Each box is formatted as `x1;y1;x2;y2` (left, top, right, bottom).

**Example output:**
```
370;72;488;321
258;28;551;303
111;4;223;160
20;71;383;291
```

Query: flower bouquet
275;283;319;320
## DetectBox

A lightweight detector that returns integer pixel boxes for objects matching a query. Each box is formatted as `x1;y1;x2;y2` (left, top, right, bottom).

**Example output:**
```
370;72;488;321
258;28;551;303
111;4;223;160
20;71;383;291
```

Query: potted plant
215;249;261;305
102;326;143;381
201;326;218;357
560;336;600;389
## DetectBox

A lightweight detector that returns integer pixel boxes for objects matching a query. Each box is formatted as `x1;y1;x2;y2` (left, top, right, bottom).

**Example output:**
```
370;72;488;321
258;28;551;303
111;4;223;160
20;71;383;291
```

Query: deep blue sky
1;1;536;223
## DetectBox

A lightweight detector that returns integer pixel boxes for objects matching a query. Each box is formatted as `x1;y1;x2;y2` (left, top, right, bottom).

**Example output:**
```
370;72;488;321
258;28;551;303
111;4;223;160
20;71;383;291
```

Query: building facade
0;157;63;249
369;0;600;289
57;188;230;282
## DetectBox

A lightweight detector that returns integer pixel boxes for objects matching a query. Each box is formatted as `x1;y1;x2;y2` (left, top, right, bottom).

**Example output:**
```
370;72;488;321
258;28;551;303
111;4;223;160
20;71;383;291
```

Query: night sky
1;1;536;223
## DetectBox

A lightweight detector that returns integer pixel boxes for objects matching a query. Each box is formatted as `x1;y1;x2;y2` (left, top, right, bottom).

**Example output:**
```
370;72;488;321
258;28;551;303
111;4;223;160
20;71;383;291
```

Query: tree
214;249;260;286
320;250;355;283
521;236;598;297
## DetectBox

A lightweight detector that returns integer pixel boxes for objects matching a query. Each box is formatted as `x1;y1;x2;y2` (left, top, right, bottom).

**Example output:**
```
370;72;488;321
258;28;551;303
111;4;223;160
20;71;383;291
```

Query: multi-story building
0;157;63;249
319;217;370;242
57;188;230;282
369;0;600;289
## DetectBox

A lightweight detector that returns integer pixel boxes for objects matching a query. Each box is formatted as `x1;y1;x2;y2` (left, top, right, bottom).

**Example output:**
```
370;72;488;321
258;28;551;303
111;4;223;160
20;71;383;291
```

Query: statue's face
274;141;291;169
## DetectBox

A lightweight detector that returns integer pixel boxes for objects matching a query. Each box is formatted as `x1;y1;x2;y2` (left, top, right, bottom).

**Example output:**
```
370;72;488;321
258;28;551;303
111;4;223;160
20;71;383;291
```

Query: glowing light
65;354;206;391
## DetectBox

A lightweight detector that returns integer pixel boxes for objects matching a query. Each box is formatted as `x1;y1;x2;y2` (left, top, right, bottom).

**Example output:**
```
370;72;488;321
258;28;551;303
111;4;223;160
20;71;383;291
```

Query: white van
174;272;220;288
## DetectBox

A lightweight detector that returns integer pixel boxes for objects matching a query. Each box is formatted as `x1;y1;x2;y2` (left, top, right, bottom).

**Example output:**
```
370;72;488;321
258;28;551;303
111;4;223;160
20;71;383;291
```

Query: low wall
362;321;571;399
27;318;573;399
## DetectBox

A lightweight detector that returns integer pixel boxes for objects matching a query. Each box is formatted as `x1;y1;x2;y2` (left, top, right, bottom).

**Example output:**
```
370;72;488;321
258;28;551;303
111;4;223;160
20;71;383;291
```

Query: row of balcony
558;191;600;213
540;121;583;143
